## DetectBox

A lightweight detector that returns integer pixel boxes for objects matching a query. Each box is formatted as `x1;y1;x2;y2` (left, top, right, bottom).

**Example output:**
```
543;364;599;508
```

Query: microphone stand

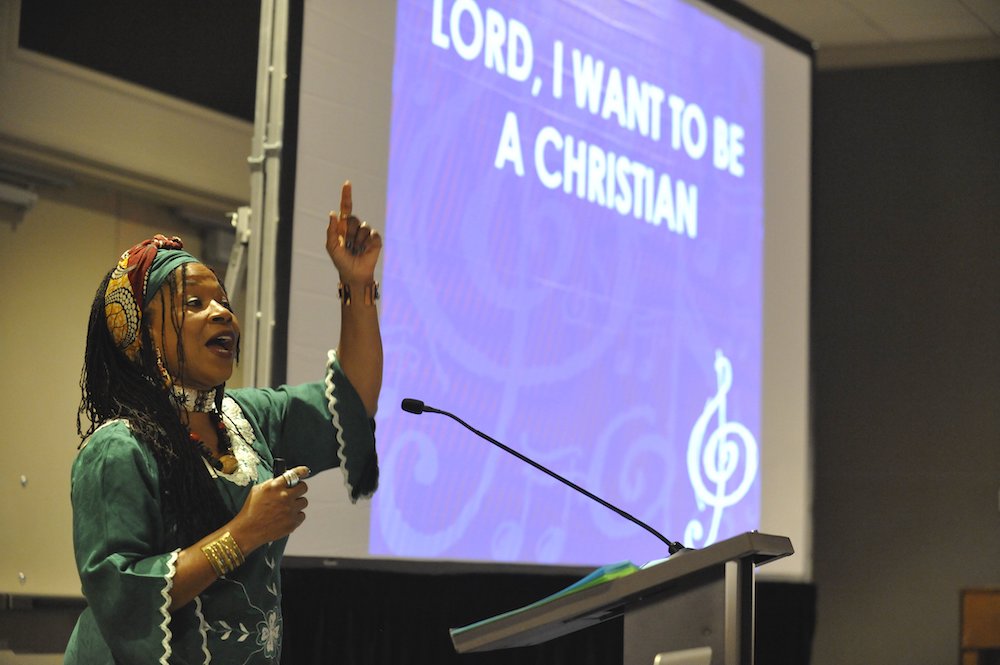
401;398;689;556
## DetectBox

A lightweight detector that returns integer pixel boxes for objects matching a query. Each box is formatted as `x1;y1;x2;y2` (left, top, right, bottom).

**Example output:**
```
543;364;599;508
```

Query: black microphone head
401;398;425;414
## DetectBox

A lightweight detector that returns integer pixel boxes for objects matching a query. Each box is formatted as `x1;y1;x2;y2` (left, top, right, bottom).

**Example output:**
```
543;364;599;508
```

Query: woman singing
65;182;381;664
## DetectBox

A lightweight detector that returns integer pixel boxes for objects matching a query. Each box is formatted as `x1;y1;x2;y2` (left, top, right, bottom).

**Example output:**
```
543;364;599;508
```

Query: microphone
400;398;432;414
400;398;689;556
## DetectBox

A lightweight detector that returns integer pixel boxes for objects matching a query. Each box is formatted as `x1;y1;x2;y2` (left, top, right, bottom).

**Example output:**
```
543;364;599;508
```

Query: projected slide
372;0;763;567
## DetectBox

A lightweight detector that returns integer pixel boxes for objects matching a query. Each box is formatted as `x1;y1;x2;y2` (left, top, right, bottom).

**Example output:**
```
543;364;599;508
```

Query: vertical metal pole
257;0;288;388
724;559;755;665
239;0;287;387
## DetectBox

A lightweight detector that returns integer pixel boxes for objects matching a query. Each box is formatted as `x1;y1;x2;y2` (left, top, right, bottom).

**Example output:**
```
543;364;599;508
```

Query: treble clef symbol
684;350;759;548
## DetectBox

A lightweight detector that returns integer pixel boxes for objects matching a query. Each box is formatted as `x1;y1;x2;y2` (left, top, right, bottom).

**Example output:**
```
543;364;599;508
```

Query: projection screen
284;0;812;580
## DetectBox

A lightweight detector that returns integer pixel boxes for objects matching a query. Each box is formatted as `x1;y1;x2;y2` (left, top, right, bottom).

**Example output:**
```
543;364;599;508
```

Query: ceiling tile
736;0;1000;45
711;0;1000;65
961;0;1000;34
739;0;890;45
843;0;995;41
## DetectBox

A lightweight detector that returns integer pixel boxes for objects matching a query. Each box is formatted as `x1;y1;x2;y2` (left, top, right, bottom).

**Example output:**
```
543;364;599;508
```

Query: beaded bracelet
338;281;380;306
201;531;245;578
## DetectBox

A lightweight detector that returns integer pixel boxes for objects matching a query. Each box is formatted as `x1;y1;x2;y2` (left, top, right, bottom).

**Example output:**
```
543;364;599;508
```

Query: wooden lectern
451;531;793;665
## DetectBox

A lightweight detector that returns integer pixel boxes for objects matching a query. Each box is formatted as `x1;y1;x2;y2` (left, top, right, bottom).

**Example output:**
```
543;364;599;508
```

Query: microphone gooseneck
400;398;689;556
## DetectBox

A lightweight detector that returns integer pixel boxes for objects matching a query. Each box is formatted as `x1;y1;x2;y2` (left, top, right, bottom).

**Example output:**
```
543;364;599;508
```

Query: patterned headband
104;234;199;361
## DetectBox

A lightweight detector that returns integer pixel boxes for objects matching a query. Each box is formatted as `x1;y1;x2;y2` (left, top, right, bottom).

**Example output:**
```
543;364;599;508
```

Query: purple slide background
371;0;763;566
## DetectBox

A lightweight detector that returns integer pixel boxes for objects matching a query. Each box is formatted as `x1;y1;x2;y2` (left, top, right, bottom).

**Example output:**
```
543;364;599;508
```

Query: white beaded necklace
170;384;220;413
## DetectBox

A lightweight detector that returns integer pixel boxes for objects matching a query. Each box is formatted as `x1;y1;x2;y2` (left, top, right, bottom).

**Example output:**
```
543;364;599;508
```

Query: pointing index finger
339;180;353;221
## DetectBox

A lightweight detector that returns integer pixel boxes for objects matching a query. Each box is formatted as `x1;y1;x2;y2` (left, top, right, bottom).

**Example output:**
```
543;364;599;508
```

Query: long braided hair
78;264;234;549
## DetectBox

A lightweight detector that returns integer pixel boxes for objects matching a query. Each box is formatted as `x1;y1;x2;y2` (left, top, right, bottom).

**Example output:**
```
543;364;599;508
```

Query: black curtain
280;568;813;664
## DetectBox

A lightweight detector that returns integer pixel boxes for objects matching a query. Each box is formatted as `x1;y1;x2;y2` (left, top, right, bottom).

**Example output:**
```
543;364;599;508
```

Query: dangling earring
157;347;219;412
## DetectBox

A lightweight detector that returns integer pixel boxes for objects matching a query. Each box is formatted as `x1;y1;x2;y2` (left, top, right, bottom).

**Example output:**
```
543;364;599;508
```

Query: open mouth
206;333;236;352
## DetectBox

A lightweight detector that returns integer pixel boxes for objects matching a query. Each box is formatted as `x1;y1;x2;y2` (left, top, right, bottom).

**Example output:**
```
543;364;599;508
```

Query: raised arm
326;180;383;416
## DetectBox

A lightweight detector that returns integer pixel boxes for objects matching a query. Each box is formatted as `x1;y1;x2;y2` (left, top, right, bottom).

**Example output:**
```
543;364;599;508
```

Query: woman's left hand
326;180;382;284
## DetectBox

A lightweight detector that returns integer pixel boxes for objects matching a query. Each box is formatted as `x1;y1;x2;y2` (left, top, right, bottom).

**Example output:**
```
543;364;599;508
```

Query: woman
65;182;382;664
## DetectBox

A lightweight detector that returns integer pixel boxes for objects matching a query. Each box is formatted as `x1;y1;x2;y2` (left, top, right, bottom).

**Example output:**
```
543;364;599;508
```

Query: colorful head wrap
104;234;199;361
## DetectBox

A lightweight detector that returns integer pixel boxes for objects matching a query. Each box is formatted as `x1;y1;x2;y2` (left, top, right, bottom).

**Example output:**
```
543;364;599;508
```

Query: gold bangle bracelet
202;543;226;578
217;535;245;567
201;531;245;578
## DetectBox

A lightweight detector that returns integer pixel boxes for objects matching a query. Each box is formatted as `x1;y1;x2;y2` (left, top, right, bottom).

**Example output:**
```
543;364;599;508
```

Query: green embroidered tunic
64;353;378;664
